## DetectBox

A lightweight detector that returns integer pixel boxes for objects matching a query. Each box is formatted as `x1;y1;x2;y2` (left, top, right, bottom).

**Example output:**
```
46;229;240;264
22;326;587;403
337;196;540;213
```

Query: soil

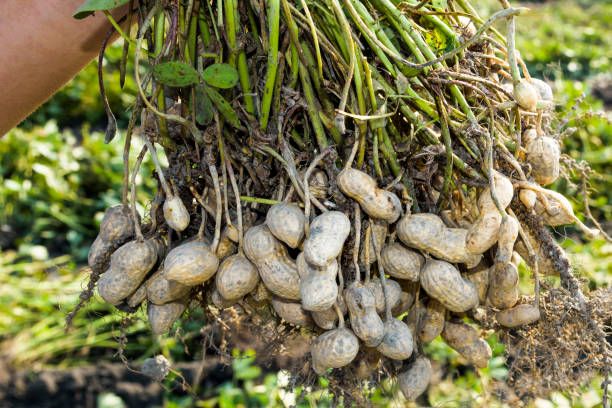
0;360;229;408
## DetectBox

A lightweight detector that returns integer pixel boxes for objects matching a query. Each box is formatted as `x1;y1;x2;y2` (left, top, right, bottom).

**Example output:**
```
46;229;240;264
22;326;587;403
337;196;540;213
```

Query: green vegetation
0;0;611;407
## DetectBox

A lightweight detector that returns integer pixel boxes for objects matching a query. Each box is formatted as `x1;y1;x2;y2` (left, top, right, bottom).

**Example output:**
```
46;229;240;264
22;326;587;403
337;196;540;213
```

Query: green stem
298;62;331;148
259;0;281;131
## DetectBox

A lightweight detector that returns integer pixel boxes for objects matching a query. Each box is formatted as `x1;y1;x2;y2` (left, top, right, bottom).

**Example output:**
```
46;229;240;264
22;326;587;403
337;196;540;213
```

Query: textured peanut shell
163;240;219;286
464;260;490;304
270;297;313;327
365;278;402;314
420;259;479;313
344;283;384;347
99;204;136;243
146;269;191;305
97;240;158;305
297;253;338;312
496;216;519;266
520;188;537;209
303;211;351;267
147;299;188;334
376;318;414;360
398;356;431;402
163;195;190;232
392;291;415;317
526;136;560;186
381;243;424;281
87;235;114;274
243;225;301;300
212;287;239;309
126;282;147;308
418;299;445;343
311;295;346;330
337;168;402;222
487;263;519;309
496;304;540;327
311;327;359;375
216;227;237;260
360;219;388;266
514;79;539;111
403;299;425;334
531;78;553;101
442;320;492;368
466;171;514;254
308;169;328;199
396;213;481;266
534;190;576;226
266;203;305;248
251;281;271;303
216;253;259;300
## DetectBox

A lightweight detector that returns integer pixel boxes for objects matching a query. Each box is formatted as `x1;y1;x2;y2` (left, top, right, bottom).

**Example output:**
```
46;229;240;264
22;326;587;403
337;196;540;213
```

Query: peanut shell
311;327;359;375
163;240;219;286
337;168;402;222
398;356;431;402
266;203;305;248
97;239;158;305
243;225;301;300
270;297;313;327
303;211;351;267
147;298;188;334
381;243;424;281
420;259;479;313
496;304;540;327
376;318;414;360
216;253;260;300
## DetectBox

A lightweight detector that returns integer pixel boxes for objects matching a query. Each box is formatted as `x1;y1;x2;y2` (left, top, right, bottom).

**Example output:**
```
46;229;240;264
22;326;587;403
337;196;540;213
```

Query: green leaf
194;85;214;125
204;87;240;128
202;64;239;89
152;62;200;87
73;0;130;19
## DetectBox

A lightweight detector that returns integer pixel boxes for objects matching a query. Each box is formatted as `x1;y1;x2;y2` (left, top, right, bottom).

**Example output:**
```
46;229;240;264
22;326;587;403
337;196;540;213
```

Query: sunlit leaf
73;0;130;19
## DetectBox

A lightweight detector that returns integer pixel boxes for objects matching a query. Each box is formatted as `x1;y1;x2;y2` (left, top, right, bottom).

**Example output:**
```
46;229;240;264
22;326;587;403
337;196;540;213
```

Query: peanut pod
442;320;492;369
397;213;481;266
420;259;479;313
266;202;305;248
297;252;338;312
163;239;219;286
311;327;359;375
97;239;158;305
243;225;301;300
381;243;424;281
303;211;351;267
337;168;402;222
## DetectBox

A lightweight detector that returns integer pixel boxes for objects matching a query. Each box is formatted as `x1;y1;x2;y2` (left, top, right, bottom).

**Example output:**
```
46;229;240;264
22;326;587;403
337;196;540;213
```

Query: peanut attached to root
397;213;481;266
442;320;492;369
243;225;301;300
337;168;402;223
303;211;351;267
398;356;432;402
420;259;479;313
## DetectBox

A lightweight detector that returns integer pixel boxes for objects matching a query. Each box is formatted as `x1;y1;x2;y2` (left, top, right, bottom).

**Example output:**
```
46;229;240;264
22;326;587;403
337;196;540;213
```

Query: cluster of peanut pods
87;114;595;400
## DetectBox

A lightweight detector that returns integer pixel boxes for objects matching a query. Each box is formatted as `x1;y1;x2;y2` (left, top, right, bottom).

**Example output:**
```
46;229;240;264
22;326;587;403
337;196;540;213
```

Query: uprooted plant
67;0;611;405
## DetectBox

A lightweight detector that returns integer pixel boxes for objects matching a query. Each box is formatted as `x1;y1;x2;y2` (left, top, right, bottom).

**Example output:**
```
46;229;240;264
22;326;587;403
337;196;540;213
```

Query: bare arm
0;1;129;136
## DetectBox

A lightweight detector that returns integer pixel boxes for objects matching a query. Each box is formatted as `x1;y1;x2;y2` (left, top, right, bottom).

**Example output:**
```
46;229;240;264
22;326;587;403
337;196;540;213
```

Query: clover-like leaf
152;62;200;87
202;64;239;89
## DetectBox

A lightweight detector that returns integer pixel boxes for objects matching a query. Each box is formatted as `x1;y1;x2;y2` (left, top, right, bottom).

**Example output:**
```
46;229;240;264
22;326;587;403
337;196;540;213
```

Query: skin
0;1;129;136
